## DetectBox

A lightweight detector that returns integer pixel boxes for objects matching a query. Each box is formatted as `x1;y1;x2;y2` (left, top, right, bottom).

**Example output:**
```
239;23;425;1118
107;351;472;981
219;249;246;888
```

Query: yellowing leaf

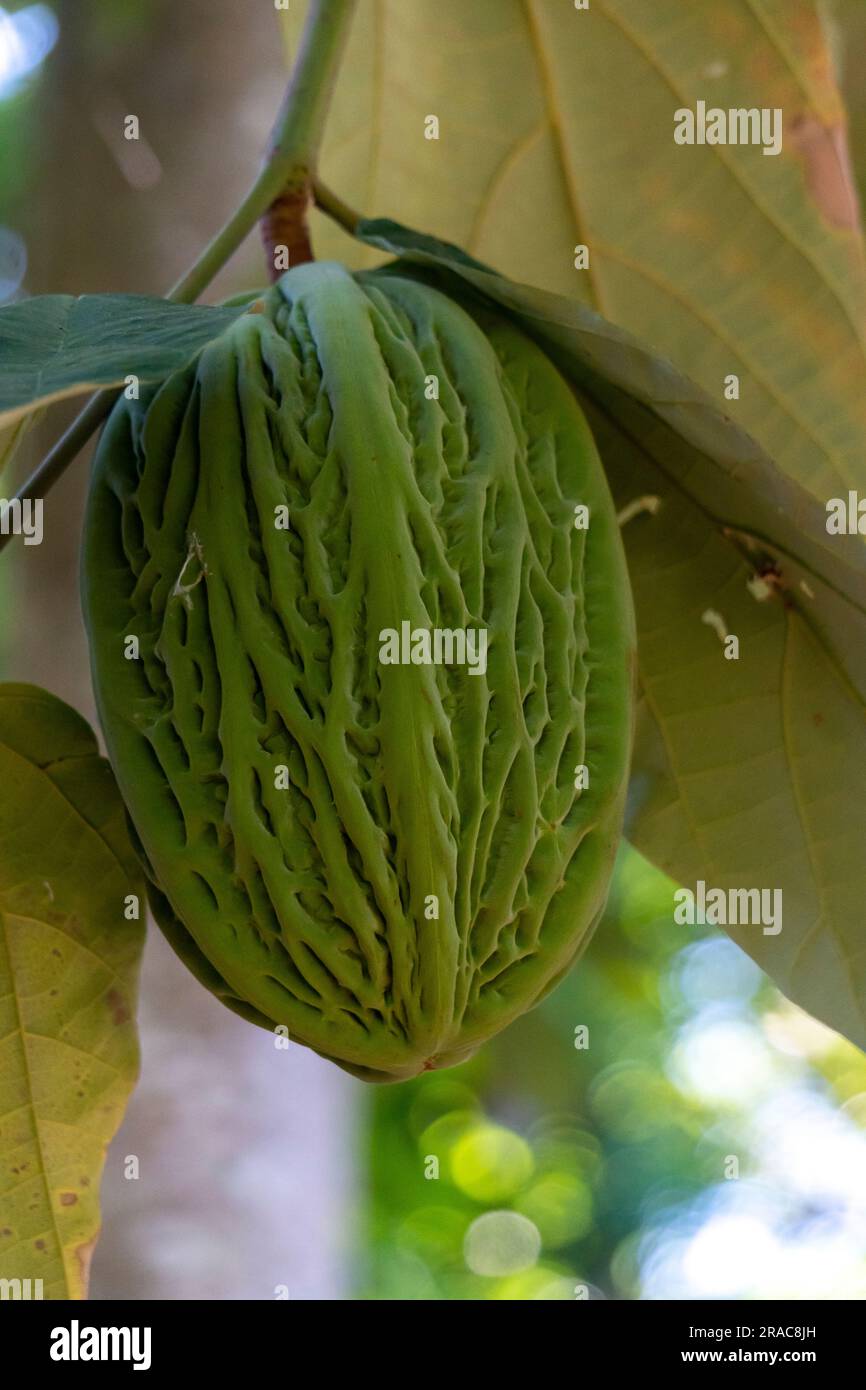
0;685;144;1299
0;409;42;479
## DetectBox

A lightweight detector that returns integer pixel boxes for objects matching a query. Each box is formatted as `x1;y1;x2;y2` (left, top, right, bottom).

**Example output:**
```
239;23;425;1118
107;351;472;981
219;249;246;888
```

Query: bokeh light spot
515;1172;592;1247
450;1123;533;1202
494;1267;577;1300
0;5;58;98
464;1210;541;1277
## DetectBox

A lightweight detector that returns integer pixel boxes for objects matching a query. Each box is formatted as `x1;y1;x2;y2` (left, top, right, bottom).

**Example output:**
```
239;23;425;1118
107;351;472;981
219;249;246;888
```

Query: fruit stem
1;0;358;549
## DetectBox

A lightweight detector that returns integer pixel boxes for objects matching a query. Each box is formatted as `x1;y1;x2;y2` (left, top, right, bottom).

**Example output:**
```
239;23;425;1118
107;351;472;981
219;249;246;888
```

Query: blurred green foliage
362;848;866;1300
362;849;703;1299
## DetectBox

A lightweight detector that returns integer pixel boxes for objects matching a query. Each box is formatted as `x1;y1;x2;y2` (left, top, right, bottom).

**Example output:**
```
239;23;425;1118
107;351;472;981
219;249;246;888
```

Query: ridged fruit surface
82;262;635;1081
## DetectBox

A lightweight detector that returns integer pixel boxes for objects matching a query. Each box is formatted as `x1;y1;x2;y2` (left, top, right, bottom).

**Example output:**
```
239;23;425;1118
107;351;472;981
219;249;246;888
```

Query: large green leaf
353;218;866;1048
0;294;249;429
291;0;866;498
0;684;144;1299
291;0;866;633
284;0;866;1042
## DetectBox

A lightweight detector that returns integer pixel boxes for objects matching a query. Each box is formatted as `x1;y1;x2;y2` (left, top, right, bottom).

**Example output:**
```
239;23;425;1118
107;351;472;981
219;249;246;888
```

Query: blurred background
2;0;866;1301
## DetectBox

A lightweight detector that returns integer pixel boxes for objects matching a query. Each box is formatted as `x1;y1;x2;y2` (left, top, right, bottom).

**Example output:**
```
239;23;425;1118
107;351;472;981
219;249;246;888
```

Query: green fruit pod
82;262;635;1081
